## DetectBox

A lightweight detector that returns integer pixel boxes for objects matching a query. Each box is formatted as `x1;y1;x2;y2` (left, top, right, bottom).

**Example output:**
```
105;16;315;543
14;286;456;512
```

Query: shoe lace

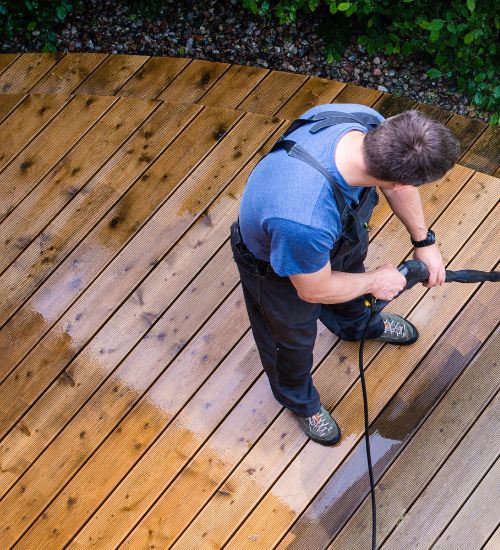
308;411;334;436
383;318;406;338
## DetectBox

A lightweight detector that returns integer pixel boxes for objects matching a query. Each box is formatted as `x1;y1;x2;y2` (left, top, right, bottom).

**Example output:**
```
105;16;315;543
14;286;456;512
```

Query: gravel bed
1;0;492;122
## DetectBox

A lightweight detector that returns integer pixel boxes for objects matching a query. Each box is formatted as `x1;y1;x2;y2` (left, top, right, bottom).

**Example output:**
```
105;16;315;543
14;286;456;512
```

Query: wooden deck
0;53;498;550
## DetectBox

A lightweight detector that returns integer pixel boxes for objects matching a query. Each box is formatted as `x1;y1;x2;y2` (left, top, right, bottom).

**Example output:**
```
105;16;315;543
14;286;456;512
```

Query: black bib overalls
230;111;385;417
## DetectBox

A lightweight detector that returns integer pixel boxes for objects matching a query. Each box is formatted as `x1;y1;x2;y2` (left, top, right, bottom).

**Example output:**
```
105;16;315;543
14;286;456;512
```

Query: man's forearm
382;185;428;240
306;271;374;304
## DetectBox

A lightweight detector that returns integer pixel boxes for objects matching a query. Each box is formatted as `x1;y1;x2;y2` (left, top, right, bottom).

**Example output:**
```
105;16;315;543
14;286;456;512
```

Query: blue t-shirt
238;103;384;276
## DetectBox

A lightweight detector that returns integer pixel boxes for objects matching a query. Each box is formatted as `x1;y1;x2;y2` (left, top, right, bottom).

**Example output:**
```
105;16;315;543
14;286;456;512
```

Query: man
230;103;460;445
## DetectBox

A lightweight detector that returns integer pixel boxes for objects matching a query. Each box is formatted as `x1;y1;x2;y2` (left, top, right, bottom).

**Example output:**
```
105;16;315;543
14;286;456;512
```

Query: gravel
1;0;492;122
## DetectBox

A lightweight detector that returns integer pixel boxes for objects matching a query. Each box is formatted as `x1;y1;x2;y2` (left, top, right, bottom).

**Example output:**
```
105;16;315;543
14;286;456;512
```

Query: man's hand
370;263;407;301
413;244;446;287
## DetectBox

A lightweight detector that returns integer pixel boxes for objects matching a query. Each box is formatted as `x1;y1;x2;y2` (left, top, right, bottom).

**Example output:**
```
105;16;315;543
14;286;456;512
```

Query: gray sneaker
297;405;341;445
374;312;419;345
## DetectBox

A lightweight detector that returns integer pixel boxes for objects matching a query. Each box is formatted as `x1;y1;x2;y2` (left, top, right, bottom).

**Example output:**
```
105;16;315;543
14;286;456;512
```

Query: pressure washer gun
365;259;500;313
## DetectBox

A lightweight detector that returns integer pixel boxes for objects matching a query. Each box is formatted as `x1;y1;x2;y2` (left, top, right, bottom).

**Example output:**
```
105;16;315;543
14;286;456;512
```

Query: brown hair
362;110;461;185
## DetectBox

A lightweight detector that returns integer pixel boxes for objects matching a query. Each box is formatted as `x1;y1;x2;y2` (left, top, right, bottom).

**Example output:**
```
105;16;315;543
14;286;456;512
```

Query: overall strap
270;138;348;215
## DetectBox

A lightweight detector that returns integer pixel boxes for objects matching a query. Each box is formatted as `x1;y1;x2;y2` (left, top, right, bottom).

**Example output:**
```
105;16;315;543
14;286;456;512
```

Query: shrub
0;0;80;52
242;0;500;124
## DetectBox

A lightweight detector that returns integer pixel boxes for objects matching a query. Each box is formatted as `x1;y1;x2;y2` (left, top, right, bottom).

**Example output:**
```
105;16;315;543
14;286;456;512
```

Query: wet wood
416;101;453;124
30;53;107;94
238;70;308;115
199;63;269;109
459;124;500;175
275;76;345;119
117;55;190;98
219;204;498;550
0;93;70;174
327;319;500;550
0;96;157;274
432;456;500;549
158;59;230;104
0;94;117;225
72;54;149;96
0;53;19;74
0;53;60;93
447;113;487;159
372;93;418;118
155;168;492;549
332;83;381;106
0;93;25;123
383;391;500;550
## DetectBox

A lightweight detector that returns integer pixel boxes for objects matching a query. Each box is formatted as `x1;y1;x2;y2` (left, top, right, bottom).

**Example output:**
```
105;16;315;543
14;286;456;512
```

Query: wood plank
237;70;308;115
483;525;500;550
447;113;487;159
372;93;418;118
415;101;453;124
0;53;61;93
72;54;149;96
189;201;499;550
29;53;107;94
0;93;25;123
0;94;117;225
459;125;500;175
140;168;492;550
157;59;230;104
331;83;381;106
0;112;282;545
382;393;500;550
0;103;232;406
324;321;500;550
0;96;158;273
116;55;190;98
0;93;70;173
493;166;500;179
197;63;269;109
0;54;19;75
275;76;345;119
432;457;500;549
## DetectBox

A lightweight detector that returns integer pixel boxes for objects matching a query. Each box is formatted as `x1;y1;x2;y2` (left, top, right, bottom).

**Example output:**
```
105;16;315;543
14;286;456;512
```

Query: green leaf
428;19;444;31
402;41;412;55
27;21;36;31
467;0;475;12
447;22;457;34
456;23;467;32
490;113;498;126
427;68;442;79
435;53;447;65
56;5;66;20
464;31;474;44
338;2;350;11
494;86;500;99
329;2;338;14
357;35;369;45
385;43;393;54
430;30;440;42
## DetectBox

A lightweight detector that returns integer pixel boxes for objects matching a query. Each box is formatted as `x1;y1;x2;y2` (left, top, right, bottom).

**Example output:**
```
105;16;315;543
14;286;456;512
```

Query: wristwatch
411;229;436;248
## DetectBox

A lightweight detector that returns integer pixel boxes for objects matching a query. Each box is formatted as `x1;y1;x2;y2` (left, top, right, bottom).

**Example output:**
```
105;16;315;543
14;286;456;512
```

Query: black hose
359;311;377;550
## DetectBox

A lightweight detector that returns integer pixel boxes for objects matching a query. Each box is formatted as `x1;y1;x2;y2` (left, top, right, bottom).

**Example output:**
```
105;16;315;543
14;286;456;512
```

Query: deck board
0;53;498;550
0;53;60;93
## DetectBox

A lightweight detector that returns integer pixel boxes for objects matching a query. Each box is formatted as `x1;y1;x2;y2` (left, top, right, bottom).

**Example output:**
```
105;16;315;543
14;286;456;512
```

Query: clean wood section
0;93;24;123
0;58;498;549
0;53;19;74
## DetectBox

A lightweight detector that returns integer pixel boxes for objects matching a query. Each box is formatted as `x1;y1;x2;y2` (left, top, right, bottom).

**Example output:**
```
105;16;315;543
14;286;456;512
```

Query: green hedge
0;1;80;51
242;0;500;124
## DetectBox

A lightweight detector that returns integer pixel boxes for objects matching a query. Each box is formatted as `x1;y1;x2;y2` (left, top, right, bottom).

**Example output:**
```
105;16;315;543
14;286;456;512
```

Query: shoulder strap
270;139;348;215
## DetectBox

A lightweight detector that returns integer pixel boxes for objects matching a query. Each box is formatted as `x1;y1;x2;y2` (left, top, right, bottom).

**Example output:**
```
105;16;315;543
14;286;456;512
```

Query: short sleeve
265;218;337;276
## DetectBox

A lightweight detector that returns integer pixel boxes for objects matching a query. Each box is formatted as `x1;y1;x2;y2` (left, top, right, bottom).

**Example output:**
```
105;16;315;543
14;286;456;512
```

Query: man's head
362;110;461;186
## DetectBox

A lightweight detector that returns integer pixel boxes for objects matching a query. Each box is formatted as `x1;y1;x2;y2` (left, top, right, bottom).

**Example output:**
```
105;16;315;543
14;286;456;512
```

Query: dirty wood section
0;54;498;550
0;53;498;175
